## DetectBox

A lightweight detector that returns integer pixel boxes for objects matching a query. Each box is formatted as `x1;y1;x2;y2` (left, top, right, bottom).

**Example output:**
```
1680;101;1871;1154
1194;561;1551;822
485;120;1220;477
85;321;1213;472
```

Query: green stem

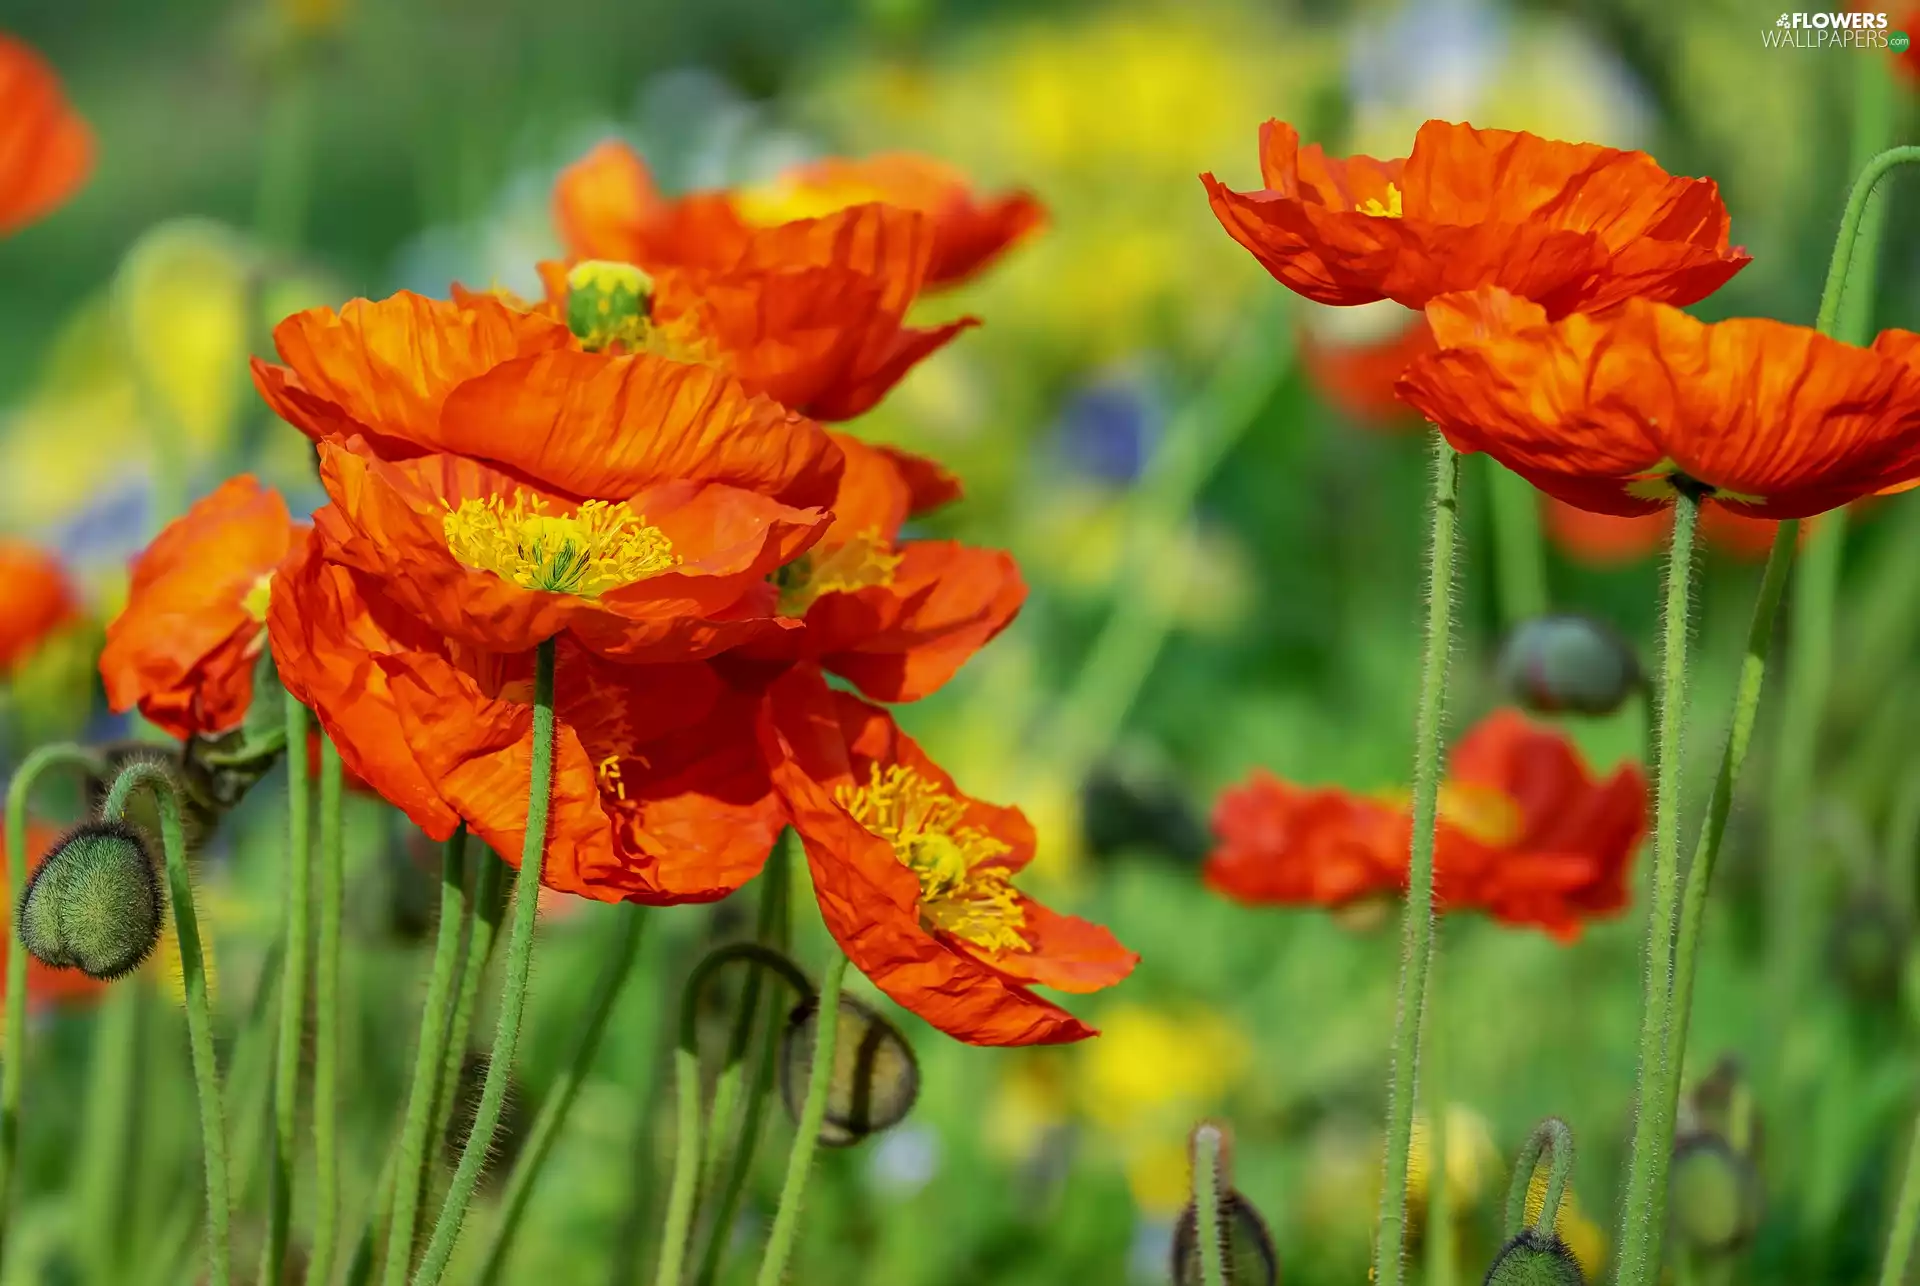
0;741;101;1274
410;635;558;1286
347;1138;401;1286
310;738;346;1286
380;827;471;1286
474;904;648;1286
1886;761;1920;916
254;58;315;251
1425;988;1454;1286
432;850;506;1152
1879;1111;1920;1286
1503;1118;1576;1239
1612;491;1700;1286
106;762;231;1286
693;845;794;1286
754;952;850;1286
1371;433;1463;1286
1486;456;1549;625
1192;1123;1227;1286
76;982;142;1286
267;693;314;1286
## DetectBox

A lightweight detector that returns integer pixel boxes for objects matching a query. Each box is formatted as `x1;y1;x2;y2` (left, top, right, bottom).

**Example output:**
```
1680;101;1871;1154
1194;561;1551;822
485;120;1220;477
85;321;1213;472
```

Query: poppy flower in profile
1544;498;1800;567
1206;708;1646;940
100;476;305;740
0;539;76;676
5;821;107;1008
1397;287;1920;519
762;668;1137;1046
268;531;785;905
759;433;1025;702
1204;120;1750;317
0;34;93;237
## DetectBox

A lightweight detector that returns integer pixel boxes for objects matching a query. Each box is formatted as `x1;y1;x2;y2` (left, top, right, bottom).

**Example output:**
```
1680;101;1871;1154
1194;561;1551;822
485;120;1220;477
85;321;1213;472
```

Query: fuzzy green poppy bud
1482;1230;1586;1286
17;822;163;981
1496;615;1642;716
1171;1191;1278;1285
780;992;920;1147
1668;1133;1761;1256
566;260;654;351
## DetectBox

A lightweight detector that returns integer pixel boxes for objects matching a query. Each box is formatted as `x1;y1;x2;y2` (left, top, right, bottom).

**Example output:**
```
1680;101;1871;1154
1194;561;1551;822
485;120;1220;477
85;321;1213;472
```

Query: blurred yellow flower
984;1054;1070;1162
1406;1104;1501;1212
1080;1002;1250;1135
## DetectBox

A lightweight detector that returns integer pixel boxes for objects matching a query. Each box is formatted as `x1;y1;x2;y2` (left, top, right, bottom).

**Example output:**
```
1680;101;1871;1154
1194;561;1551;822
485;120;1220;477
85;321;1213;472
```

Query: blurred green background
3;0;1918;1283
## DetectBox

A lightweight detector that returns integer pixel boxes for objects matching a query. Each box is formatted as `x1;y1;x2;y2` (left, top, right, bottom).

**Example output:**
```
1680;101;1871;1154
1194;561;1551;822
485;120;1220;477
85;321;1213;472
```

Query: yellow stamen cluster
837;764;1030;955
1436;782;1524;848
1358;183;1405;219
444;493;678;598
776;530;902;615
241;571;275;625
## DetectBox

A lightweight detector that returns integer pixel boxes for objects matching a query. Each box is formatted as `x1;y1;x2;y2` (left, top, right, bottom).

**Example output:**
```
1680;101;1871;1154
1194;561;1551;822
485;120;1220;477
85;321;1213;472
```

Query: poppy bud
84;743;214;855
17;822;164;981
1172;1125;1278;1286
1482;1230;1586;1285
780;992;920;1147
566;260;654;351
1667;1133;1761;1256
1495;615;1642;716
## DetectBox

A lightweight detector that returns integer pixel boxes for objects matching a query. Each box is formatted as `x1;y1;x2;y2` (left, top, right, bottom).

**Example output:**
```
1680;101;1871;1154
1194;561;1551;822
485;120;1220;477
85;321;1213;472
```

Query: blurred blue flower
1053;369;1165;485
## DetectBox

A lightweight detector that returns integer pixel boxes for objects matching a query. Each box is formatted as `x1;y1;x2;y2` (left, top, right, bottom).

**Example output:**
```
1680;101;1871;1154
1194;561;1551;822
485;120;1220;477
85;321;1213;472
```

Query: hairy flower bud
1172;1190;1278;1285
566;260;654;351
780;993;920;1147
1496;615;1642;716
1482;1229;1586;1286
17;822;163;981
1667;1133;1761;1256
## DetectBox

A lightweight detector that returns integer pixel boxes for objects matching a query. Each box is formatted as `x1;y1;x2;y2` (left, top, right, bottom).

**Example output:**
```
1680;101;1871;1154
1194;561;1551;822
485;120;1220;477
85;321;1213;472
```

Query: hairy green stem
755;952;850;1286
1613;491;1699;1286
1504;1118;1576;1239
107;762;231;1286
1372;433;1462;1286
0;742;100;1273
410;636;558;1286
1486;456;1549;625
267;693;314;1286
474;905;648;1286
310;738;346;1285
77;982;141;1286
432;851;506;1152
381;827;471;1286
1425;992;1455;1286
1193;1124;1227;1286
1879;1111;1920;1286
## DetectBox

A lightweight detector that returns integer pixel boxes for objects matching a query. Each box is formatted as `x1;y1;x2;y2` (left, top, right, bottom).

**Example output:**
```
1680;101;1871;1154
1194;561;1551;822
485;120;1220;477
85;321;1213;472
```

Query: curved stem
381;826;471;1286
1372;433;1463;1286
410;635;558;1286
1613;491;1700;1286
1192;1124;1227;1286
1486;457;1549;626
106;761;231;1286
474;904;648;1286
310;737;346;1285
754;952;850;1286
268;692;314;1286
1503;1118;1576;1240
0;742;100;1272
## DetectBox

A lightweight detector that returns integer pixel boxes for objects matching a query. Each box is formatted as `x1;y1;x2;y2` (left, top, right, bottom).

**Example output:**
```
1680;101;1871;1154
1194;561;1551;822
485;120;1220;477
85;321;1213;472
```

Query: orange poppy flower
100;476;305;740
1896;9;1920;83
555;141;1042;289
1206;709;1647;941
754;433;1025;702
762;667;1136;1046
4;821;107;1008
1299;317;1436;427
0;539;76;675
252;290;844;508
1397;287;1920;519
269;531;783;905
1544;499;1800;567
1204;120;1749;317
0;34;93;237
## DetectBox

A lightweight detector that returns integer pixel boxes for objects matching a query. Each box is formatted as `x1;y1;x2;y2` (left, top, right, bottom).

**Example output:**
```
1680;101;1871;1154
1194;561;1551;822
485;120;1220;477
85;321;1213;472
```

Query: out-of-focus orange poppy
1206;709;1647;941
762;668;1136;1046
1896;9;1920;83
755;433;1025;702
4;822;106;1008
555;141;1043;289
0;34;93;237
1204;120;1749;317
1544;498;1801;567
1398;287;1920;519
1299;317;1436;428
252;290;844;508
550;144;976;420
269;531;783;905
100;476;305;740
0;540;75;676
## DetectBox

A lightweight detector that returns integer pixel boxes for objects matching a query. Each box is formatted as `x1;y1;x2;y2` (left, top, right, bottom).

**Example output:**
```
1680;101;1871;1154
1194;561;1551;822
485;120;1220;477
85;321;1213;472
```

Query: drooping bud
566;260;654;351
1496;615;1643;717
1667;1133;1761;1256
1482;1230;1586;1286
85;742;215;855
17;822;164;981
780;992;920;1146
1172;1124;1278;1286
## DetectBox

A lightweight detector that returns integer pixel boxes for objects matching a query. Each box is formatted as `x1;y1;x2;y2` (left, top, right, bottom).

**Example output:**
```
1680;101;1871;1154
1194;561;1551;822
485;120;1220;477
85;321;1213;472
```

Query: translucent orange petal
1205;772;1411;907
0;539;75;674
0;35;93;236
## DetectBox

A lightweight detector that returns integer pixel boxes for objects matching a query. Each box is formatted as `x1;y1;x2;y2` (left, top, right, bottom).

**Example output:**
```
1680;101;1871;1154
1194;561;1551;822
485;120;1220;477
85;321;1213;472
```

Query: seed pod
566;260;654;351
18;822;164;981
1482;1230;1586;1286
1171;1190;1278;1285
780;993;920;1146
1668;1132;1761;1256
1496;615;1642;717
